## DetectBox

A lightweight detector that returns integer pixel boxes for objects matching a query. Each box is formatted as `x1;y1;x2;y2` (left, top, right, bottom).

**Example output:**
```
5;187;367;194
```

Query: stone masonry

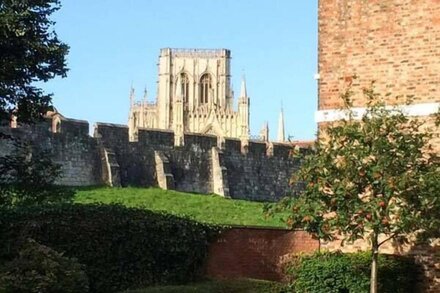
0;119;101;186
95;123;303;201
0;116;304;202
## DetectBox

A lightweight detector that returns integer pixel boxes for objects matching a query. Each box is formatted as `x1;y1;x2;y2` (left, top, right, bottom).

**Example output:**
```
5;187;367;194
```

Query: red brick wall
318;0;440;110
205;227;439;291
204;227;319;281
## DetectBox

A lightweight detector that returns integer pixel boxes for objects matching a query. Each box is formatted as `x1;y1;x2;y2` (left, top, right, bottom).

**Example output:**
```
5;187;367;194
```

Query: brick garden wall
205;227;319;281
205;227;439;291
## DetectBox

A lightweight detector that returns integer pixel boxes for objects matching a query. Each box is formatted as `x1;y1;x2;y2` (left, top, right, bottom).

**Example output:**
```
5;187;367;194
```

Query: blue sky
43;0;318;140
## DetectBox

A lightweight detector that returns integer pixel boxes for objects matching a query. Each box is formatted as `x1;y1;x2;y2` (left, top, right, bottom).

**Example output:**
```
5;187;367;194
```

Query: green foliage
266;85;439;292
0;238;89;293
0;0;69;123
285;251;418;293
267;85;440;245
74;187;287;227
0;204;221;293
0;138;74;208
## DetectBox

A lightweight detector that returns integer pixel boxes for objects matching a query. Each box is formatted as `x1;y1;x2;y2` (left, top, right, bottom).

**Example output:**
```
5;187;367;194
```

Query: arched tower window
199;74;211;104
181;73;189;103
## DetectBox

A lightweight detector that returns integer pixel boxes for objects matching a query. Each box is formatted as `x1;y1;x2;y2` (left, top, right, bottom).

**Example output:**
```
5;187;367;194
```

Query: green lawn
74;187;287;228
123;279;283;293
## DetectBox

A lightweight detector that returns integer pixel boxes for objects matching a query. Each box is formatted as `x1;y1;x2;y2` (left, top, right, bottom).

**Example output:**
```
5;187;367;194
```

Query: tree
267;86;440;293
0;0;69;124
0;1;71;206
0;139;74;207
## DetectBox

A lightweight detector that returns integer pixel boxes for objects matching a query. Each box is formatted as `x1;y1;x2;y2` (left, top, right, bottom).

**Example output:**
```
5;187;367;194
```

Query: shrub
284;251;418;293
0;204;220;292
0;239;89;293
0;139;74;207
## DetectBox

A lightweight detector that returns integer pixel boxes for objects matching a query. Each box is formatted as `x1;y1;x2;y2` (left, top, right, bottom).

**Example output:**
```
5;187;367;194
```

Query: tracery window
199;73;211;104
181;73;189;103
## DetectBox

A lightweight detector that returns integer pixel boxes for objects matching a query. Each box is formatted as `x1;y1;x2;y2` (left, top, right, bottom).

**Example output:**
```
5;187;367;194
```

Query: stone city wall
0;119;101;186
223;140;302;201
94;123;303;201
0;117;304;201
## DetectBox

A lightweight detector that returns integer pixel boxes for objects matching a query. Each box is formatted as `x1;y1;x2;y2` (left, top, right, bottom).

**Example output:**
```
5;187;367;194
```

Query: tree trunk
370;233;379;293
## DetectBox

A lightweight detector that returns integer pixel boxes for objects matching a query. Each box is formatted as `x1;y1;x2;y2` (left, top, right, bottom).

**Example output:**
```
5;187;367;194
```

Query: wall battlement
162;48;231;58
1;119;101;187
94;122;304;159
1;117;312;201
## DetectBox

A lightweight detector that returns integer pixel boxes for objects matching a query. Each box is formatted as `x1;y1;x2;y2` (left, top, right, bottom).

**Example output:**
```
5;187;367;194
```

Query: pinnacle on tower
143;87;148;103
260;121;269;142
240;75;247;99
129;86;135;107
277;105;285;143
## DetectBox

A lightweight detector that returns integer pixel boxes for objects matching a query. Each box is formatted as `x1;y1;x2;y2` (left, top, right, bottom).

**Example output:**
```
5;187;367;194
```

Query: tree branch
378;232;398;247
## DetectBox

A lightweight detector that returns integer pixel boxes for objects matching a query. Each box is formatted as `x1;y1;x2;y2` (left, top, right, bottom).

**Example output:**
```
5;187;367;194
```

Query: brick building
316;2;440;291
316;0;439;140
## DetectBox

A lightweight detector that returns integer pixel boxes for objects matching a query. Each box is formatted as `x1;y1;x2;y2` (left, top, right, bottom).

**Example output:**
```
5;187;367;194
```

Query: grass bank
74;187;287;228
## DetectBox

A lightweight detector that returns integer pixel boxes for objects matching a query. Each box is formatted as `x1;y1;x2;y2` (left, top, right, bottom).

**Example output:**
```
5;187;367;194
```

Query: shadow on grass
123;278;284;293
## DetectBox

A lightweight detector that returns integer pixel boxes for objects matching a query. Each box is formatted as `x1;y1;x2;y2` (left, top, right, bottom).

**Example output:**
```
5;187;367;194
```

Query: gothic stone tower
128;48;250;145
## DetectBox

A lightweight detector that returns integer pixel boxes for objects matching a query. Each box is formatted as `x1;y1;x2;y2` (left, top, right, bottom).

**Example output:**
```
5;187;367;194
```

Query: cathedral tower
129;48;250;143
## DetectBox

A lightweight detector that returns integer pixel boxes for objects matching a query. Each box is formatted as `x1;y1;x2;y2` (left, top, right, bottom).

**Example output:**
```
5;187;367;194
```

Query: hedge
0;204;220;292
285;251;419;293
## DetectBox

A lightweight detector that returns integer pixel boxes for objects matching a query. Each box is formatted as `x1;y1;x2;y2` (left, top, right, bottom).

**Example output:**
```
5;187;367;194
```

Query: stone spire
277;105;285;143
128;85;136;141
173;75;184;146
238;75;250;142
143;87;148;103
129;85;135;108
240;76;247;98
138;87;147;128
260;121;269;142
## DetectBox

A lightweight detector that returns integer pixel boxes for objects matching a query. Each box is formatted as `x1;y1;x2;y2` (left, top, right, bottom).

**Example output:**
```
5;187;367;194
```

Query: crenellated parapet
2;118;313;201
94;122;310;158
1;117;101;187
